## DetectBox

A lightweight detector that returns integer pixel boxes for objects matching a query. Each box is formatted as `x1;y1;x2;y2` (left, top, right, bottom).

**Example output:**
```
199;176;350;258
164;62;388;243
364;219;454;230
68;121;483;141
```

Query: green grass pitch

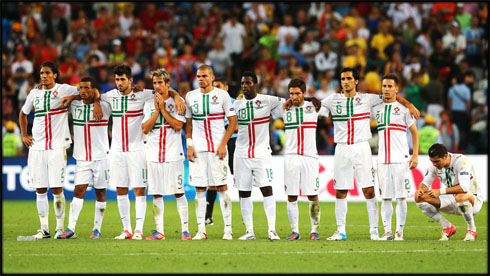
2;200;487;273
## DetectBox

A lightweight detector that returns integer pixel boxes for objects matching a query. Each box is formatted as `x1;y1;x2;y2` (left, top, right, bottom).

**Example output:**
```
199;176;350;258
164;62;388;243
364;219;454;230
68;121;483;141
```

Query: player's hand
428;189;440;198
154;94;161;111
93;102;103;121
60;95;74;107
156;93;165;111
187;146;197;162
216;144;227;159
22;135;35;148
173;93;185;115
35;83;43;89
93;88;100;102
409;155;418;169
132;84;143;93
408;104;420;120
283;99;293;110
236;94;244;100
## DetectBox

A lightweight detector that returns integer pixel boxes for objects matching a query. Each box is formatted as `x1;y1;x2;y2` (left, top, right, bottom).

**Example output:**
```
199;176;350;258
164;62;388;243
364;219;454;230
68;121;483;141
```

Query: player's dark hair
241;71;258;84
213;77;228;86
382;73;399;84
288;78;306;93
428;143;448;158
340;67;359;81
40;61;59;81
80;76;96;88
113;64;132;78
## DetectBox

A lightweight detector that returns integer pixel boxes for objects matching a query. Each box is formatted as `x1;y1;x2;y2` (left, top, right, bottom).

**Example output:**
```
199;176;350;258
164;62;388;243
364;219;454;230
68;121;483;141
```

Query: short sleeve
368;93;383;107
142;100;153;124
222;92;236;117
421;166;437;189
319;105;330;117
270;96;285;119
21;90;35;115
185;94;193;118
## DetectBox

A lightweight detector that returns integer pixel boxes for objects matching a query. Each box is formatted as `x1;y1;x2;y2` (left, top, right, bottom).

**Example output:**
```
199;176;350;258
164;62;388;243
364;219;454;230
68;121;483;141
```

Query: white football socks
68;197;84;231
263;195;276;232
53;192;66;231
395;198;407;233
366;198;379;233
135;196;147;233
195;191;206;233
94;201;106;232
117;194;132;233
218;191;232;232
153;197;164;234
416;202;451;228
309;200;320;233
36;192;49;232
381;199;393;233
457;201;476;231
287;201;299;233
176;196;189;232
335;198;347;233
240;196;254;233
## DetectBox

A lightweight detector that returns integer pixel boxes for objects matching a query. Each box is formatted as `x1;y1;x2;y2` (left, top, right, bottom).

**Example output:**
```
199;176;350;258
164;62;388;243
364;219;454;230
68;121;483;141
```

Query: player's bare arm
396;96;420;120
304;97;321;112
185;118;197;162
168;89;186;115
428;185;466;198
92;88;102;121
141;97;161;135
19;110;34;148
416;183;429;201
157;93;184;131
408;123;419;169
216;115;236;159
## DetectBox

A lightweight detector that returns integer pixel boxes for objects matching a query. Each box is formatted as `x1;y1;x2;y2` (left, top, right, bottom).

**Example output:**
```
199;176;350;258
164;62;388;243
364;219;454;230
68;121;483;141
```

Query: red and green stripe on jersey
331;97;370;145
112;95;143;152
376;104;407;163
237;101;270;158
34;90;69;150
192;94;225;152
73;104;108;161
151;107;172;163
285;107;317;155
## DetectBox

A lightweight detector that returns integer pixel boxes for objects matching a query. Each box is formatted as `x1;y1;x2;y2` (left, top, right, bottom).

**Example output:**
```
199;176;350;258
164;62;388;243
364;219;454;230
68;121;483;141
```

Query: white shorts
74;159;110;189
334;141;375;190
439;194;483;216
284;155;319;196
109;150;147;188
189;151;229;187
233;156;273;191
28;147;67;189
377;162;411;199
147;160;185;196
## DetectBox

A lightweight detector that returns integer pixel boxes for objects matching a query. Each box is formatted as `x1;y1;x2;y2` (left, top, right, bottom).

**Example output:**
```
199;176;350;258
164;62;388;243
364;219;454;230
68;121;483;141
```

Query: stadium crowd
2;2;488;156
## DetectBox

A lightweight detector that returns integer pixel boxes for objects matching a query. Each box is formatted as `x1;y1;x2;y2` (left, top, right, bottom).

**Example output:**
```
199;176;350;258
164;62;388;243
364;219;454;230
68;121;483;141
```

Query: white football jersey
70;100;112;161
422;153;482;199
143;96;186;162
372;101;415;164
185;88;235;153
283;102;329;158
101;89;154;152
21;83;79;150
234;94;284;158
321;92;383;144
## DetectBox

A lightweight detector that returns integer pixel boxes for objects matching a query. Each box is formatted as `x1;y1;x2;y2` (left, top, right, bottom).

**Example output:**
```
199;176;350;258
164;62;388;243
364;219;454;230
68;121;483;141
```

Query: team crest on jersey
355;97;361;104
168;104;174;112
255;100;263;109
305;105;313;113
52;91;58;98
211;95;219;104
393;107;400;114
130;93;136;100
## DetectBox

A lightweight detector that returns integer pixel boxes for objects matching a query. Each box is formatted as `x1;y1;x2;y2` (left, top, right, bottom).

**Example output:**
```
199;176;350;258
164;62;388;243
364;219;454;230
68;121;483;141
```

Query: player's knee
307;195;318;201
288;196;298;202
457;201;472;212
260;186;273;197
239;190;251;198
362;187;375;199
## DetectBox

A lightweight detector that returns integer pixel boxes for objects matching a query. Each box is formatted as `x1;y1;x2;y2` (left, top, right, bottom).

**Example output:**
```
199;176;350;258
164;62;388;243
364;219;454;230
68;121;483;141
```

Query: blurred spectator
454;3;472;31
179;43;198;80
172;24;193;56
402;55;421;82
342;43;366;77
401;17;419;50
58;53;79;85
31;35;58;69
437;109;460;152
431;2;456;24
300;30;320;66
193;17;210;46
420;69;445;120
442;21;466;64
429;38;451;71
317;116;335;154
72;33;91;62
277;33;295;69
88;40;107;64
107;39;125;66
124;26;142;56
363;67;382;94
366;4;382;35
315;71;338;100
385;32;409;61
254;46;277;77
404;72;425;112
418;114;442;154
139;3;168;30
271;119;285;155
467;97;488;153
447;74;471;149
2;121;23;157
167;54;188;91
207;37;232;80
384;51;403;77
118;3;134;37
464;16;485;68
44;5;68;41
387;3;422;31
273;67;291;98
257;24;278;61
219;14;246;81
317;4;342;40
314;42;338;74
276;14;299;48
415;23;433;59
370;20;394;61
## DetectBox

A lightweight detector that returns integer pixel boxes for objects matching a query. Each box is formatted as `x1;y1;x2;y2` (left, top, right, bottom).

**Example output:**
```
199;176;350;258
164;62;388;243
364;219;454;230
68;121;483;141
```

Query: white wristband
440;188;447;195
186;138;193;148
